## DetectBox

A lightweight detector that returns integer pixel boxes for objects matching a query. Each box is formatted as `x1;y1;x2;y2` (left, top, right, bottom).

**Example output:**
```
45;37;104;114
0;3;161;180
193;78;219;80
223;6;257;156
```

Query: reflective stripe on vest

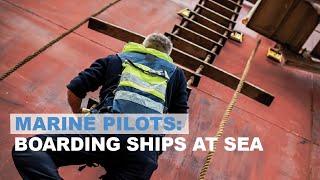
114;90;164;113
120;73;166;100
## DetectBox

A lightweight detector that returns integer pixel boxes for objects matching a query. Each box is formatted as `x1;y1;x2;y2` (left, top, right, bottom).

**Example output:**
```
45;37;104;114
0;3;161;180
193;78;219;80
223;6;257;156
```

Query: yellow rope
198;37;262;180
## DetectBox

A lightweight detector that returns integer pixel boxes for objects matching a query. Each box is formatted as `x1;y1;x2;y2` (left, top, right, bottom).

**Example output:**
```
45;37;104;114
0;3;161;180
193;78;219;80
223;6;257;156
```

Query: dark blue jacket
67;54;189;113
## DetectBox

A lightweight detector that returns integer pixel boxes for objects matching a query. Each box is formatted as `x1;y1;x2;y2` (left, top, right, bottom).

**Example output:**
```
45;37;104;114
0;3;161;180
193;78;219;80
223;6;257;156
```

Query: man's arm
66;56;111;113
168;68;189;113
67;89;82;113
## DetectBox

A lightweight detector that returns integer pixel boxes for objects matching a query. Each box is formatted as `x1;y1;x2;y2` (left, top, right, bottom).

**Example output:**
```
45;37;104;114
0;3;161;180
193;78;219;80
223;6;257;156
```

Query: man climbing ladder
12;33;189;180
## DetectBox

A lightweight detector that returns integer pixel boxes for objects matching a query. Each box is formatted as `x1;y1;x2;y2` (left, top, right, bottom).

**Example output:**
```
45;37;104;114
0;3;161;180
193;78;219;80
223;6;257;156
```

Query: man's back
67;53;189;113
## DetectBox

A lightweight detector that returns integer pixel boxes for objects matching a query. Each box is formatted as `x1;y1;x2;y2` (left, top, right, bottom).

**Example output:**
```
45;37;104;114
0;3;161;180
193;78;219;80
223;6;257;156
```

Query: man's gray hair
142;33;173;55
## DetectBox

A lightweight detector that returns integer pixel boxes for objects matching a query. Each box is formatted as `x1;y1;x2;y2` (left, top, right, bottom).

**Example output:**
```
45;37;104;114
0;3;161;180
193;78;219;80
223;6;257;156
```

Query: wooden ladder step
181;17;228;44
188;11;232;36
195;4;236;28
173;24;223;54
229;0;244;5
88;17;145;43
202;0;239;19
210;0;242;12
165;32;217;61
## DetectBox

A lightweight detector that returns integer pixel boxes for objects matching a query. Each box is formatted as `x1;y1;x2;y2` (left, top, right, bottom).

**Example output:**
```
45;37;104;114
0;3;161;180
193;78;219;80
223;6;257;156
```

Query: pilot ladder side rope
198;37;262;180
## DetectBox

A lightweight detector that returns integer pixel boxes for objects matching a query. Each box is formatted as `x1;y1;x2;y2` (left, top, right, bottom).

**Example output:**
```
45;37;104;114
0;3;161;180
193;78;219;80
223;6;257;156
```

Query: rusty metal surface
311;76;320;179
154;88;315;180
0;0;319;180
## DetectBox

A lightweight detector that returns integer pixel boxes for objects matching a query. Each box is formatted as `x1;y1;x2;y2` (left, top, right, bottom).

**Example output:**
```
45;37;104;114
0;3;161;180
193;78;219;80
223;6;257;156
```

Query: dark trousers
12;134;159;180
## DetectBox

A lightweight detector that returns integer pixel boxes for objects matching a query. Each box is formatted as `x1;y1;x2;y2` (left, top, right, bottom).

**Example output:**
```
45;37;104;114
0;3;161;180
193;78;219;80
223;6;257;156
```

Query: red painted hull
0;0;319;179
